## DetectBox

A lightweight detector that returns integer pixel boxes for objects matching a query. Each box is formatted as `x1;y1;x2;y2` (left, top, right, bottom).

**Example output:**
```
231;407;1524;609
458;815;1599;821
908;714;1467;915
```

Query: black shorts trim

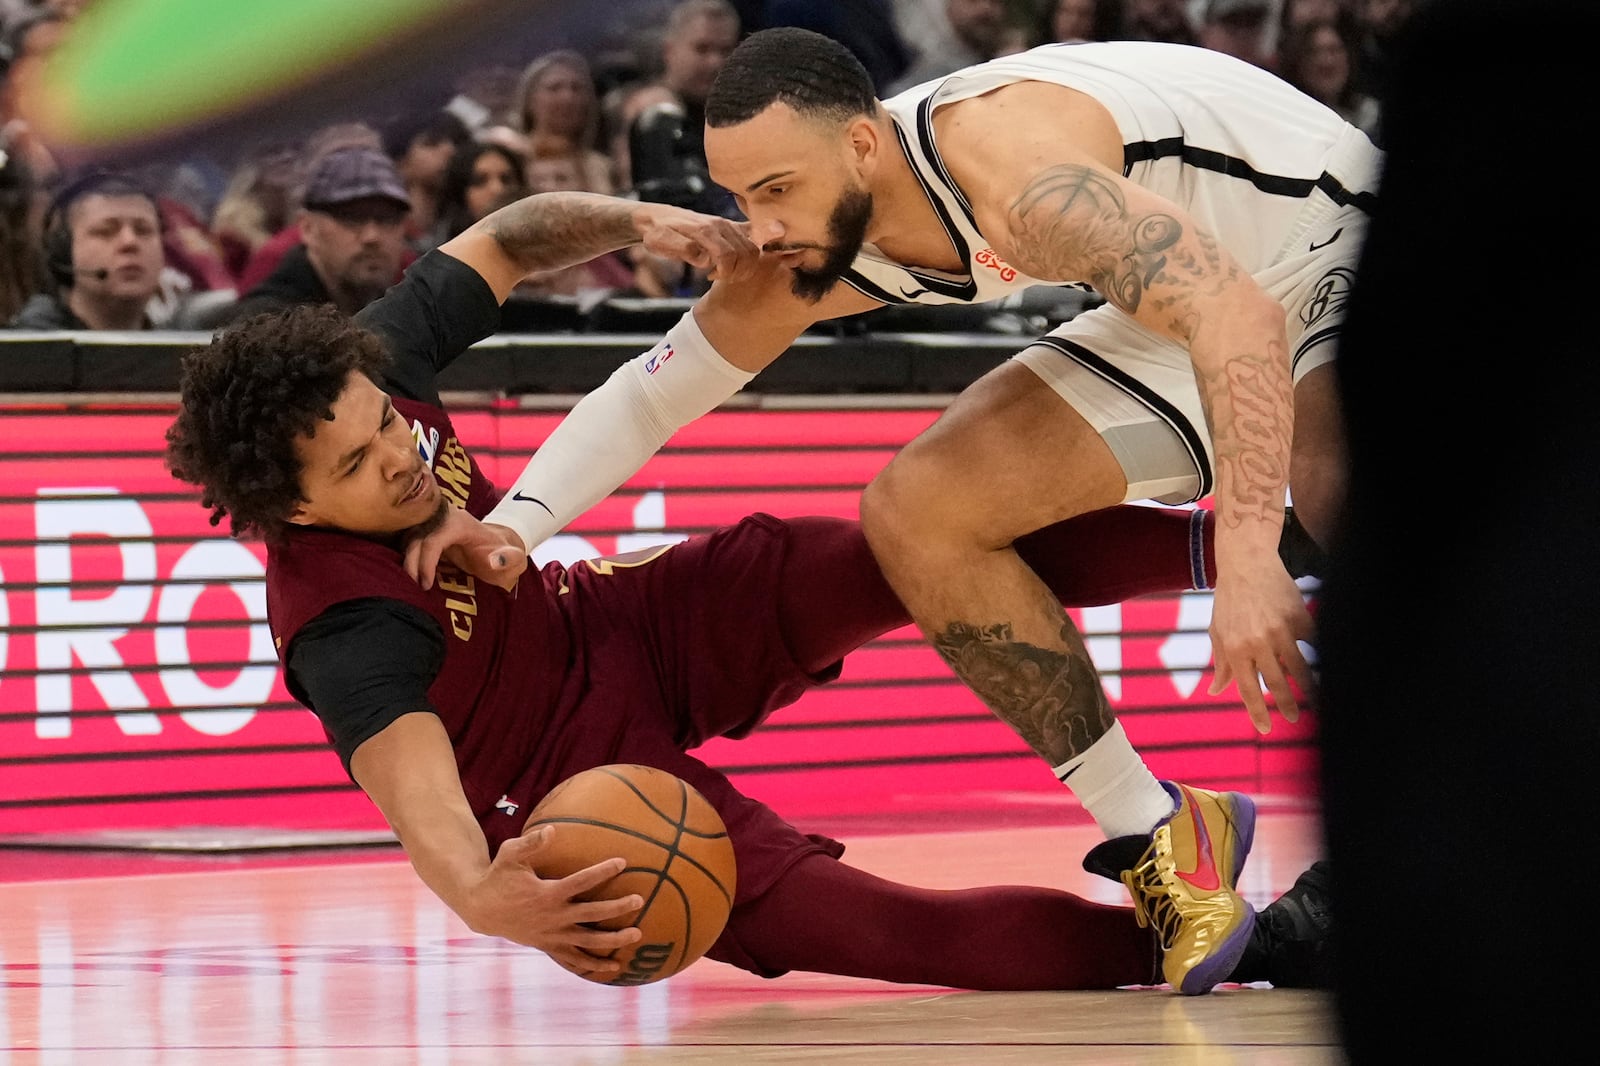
1029;335;1213;501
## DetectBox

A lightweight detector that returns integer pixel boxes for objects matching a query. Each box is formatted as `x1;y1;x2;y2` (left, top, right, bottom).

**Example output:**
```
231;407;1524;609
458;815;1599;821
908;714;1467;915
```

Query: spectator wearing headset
6;170;165;330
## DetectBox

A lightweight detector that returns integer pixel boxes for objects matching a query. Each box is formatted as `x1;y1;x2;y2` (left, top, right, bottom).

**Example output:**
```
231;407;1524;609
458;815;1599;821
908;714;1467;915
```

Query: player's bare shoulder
932;80;1124;236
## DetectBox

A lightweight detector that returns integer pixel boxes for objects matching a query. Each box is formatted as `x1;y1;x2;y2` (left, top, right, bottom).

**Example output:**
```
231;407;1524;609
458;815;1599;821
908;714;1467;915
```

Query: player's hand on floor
462;825;643;976
1207;561;1316;733
403;506;528;593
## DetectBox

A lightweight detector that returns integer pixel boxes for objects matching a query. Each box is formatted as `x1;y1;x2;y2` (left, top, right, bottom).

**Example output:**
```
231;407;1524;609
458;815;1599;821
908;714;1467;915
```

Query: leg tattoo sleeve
932;607;1115;765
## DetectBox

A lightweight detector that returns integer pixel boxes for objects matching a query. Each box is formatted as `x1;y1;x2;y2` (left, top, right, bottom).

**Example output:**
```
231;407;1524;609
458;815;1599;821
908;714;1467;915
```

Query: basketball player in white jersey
408;28;1377;994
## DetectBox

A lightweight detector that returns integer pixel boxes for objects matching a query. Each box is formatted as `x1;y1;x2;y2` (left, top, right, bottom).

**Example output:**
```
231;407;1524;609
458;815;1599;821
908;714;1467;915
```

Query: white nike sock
1051;721;1176;839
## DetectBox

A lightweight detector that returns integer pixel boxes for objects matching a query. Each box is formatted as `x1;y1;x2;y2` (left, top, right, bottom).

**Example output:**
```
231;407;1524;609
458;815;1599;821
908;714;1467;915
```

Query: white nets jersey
843;40;1382;307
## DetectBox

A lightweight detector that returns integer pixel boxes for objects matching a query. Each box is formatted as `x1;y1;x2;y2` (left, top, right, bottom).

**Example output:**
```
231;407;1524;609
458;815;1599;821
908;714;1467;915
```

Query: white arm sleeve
483;310;756;553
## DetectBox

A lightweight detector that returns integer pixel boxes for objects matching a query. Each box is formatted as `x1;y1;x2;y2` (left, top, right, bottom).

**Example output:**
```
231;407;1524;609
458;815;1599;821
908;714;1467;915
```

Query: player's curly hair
165;304;389;541
705;27;877;128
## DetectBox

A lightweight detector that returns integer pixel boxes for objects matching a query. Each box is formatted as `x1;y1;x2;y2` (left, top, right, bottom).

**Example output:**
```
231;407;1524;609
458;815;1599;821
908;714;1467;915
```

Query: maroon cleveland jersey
267;396;584;847
264;251;844;923
267;394;843;898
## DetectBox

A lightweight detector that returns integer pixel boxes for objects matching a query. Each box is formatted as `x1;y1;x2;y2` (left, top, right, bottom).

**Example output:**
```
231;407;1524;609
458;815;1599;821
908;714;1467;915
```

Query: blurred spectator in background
1;2;66;190
1279;0;1352;35
443;62;522;134
763;0;911;95
1196;0;1274;69
126;160;236;301
1276;10;1381;138
381;108;473;251
1030;0;1124;45
619;0;740;217
510;50;616;195
515;141;640;300
524;145;588;197
210;143;302;283
230;123;387;296
1350;0;1412;105
0;134;41;322
227;145;411;321
433;139;525;244
889;0;1008;93
1122;0;1197;44
7;170;164;330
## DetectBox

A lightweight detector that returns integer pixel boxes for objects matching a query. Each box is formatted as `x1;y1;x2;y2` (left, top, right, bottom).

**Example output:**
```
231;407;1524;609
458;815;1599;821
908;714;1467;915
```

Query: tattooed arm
937;80;1312;731
997;164;1293;544
438;191;758;303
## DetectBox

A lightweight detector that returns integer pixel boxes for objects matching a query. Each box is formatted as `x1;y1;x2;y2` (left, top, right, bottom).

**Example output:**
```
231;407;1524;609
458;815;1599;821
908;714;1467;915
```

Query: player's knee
861;447;967;557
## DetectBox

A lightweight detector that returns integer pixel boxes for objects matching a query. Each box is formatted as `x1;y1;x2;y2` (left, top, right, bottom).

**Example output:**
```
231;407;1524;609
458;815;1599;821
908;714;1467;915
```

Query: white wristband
484;310;755;553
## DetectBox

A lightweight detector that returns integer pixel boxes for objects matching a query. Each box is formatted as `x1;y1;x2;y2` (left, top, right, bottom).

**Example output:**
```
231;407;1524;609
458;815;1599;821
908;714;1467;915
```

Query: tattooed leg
859;359;1178;838
932;584;1115;766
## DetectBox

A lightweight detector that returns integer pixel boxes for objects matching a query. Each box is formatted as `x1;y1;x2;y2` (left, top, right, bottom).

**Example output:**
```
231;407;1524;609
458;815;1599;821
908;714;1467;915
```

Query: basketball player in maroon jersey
166;188;1327;991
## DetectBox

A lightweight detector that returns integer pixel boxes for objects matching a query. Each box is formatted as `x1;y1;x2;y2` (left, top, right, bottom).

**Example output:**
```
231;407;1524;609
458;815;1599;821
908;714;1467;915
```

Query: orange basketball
523;764;737;986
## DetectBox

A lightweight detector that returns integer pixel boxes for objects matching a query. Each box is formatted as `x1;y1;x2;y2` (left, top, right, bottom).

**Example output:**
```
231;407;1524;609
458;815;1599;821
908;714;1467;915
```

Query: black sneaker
1082;834;1149;883
1228;860;1334;988
1279;507;1331;581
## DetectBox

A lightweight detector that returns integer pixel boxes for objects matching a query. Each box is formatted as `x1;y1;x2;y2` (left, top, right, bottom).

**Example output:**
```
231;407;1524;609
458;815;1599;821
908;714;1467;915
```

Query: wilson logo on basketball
612;941;677;986
975;248;1017;282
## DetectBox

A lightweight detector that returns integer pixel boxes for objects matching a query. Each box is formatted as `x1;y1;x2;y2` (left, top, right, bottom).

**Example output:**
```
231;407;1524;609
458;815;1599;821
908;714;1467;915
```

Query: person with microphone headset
7;169;166;331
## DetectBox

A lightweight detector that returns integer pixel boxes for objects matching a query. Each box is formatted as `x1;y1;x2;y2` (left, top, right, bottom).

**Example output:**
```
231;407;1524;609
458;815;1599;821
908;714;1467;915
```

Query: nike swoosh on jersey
1308;228;1344;252
510;492;555;516
1174;784;1223;891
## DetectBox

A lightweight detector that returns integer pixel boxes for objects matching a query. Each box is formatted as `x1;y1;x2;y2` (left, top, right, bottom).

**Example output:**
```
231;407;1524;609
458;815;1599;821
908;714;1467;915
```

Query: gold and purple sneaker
1084;781;1257;995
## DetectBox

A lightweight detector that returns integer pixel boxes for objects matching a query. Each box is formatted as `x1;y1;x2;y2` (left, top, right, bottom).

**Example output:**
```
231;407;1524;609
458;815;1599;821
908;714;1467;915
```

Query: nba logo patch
644;342;675;375
411;420;440;467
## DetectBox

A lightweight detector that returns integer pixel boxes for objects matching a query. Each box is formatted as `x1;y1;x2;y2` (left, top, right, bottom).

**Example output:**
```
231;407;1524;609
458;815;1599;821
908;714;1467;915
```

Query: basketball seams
594;765;728;839
630;777;688;930
595;765;682;829
523;816;731;903
604;872;692;985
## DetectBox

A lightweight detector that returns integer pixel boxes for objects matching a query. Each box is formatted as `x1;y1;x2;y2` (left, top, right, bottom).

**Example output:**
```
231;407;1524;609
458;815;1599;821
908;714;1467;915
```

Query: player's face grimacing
706;103;875;303
286;371;447;538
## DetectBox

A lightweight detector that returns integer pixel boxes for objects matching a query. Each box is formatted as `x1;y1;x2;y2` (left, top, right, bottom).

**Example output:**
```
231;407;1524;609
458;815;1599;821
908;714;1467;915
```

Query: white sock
1052;721;1176;839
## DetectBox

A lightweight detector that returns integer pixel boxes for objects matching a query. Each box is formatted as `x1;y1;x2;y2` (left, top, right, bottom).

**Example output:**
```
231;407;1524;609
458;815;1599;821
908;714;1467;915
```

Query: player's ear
285;502;316;526
847;114;879;170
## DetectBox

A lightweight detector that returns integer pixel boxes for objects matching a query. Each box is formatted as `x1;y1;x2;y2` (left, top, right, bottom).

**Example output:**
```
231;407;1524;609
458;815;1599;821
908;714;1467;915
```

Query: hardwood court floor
1;806;1339;1065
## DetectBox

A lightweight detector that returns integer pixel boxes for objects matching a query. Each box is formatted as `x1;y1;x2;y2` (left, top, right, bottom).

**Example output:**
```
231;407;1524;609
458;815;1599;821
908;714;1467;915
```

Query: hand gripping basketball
463;826;645;980
523;764;738;985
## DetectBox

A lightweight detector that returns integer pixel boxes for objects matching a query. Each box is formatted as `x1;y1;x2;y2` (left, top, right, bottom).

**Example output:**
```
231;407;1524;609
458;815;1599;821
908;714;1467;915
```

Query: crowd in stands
0;0;1407;335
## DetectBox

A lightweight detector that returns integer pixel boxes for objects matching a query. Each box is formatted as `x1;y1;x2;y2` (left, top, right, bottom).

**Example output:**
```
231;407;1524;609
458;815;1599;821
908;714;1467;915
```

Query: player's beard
789;183;873;304
402;497;451;542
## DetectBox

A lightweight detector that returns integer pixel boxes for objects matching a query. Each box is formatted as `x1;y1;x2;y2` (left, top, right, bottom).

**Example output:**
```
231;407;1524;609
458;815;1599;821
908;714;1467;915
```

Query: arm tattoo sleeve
478;192;639;276
1006;164;1184;315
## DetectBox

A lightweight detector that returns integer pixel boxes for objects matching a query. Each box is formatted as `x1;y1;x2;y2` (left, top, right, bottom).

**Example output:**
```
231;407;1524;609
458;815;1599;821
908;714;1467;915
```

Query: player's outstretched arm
350;712;643;977
941;82;1313;732
439;191;761;303
407;263;877;585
